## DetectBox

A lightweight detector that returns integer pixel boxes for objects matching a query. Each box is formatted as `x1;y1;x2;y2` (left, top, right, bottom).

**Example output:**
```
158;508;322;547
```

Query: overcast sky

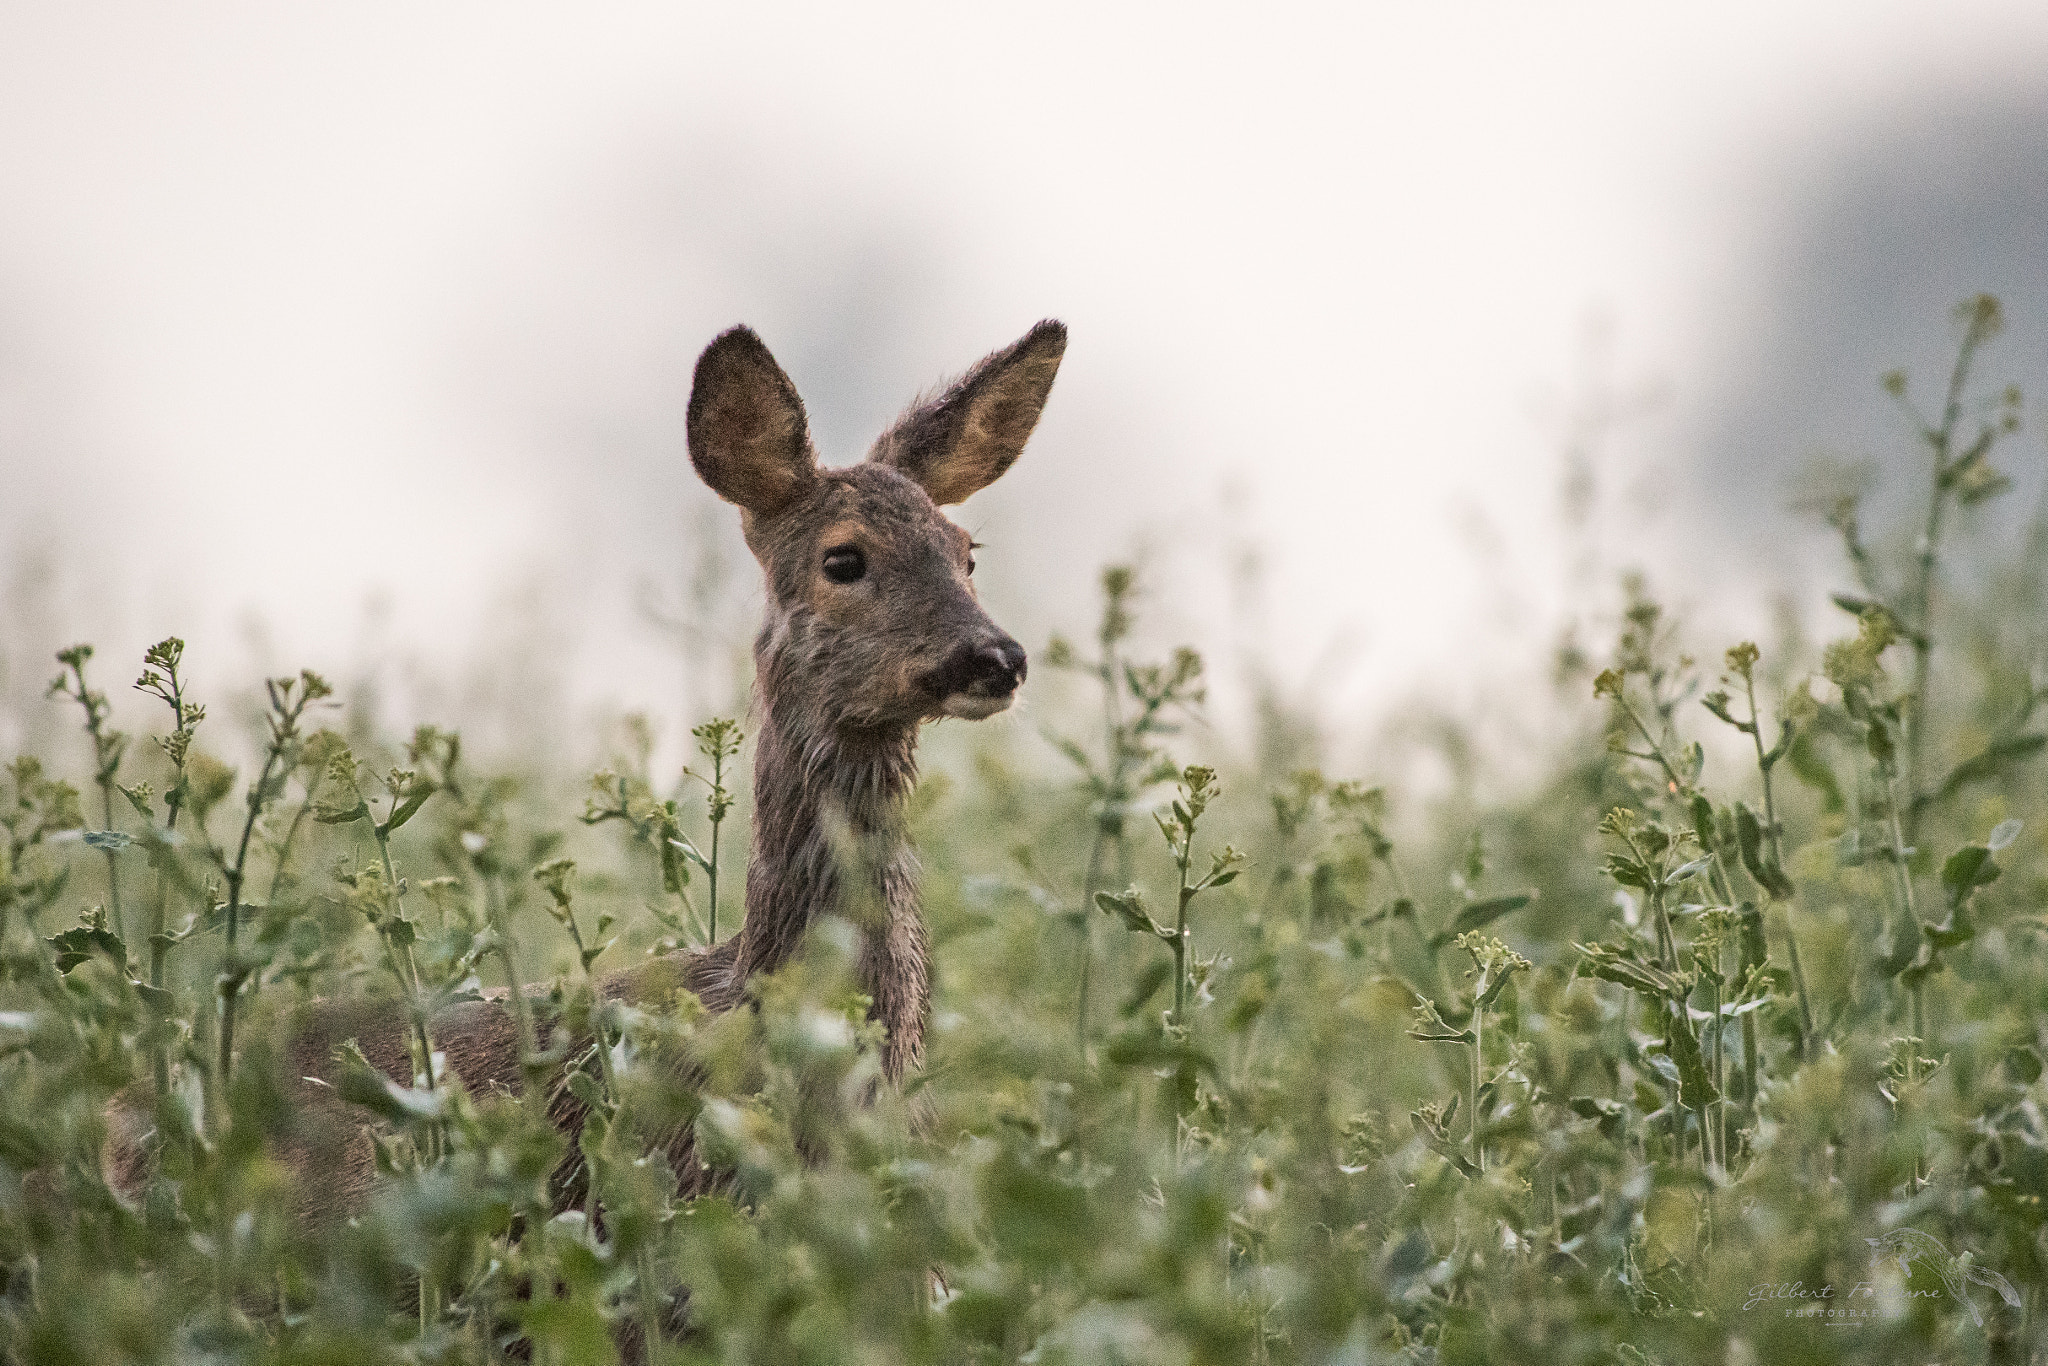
3;1;2046;759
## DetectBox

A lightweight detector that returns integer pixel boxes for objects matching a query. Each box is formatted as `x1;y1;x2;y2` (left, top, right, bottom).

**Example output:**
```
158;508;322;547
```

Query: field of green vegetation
2;298;2045;1364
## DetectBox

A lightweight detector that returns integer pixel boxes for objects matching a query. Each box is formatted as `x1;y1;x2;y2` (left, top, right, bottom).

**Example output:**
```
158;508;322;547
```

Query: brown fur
110;320;1064;1227
867;319;1066;506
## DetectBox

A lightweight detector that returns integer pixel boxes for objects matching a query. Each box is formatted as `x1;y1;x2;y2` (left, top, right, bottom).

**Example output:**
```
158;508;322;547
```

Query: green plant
0;298;2042;1364
47;644;130;940
209;670;330;1092
683;717;743;944
1095;764;1245;1035
126;637;207;1095
313;739;442;1092
1408;931;1529;1173
1047;565;1205;1043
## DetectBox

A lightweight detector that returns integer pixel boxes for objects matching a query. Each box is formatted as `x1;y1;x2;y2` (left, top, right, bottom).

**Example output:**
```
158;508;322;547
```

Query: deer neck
734;685;928;1078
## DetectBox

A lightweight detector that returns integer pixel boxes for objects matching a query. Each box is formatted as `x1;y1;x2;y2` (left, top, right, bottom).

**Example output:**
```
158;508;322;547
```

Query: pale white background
3;2;2046;766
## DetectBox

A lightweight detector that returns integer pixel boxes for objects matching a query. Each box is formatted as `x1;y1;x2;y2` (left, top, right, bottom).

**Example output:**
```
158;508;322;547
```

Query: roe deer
111;319;1066;1225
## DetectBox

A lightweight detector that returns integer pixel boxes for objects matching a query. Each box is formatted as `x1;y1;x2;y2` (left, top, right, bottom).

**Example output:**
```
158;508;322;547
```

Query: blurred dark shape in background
1695;86;2048;555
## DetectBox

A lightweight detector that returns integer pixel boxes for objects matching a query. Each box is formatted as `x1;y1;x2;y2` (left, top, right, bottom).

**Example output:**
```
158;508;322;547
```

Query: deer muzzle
927;636;1027;719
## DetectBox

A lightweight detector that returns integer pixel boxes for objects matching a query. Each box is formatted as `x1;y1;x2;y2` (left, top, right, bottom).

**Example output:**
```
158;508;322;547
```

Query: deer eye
822;545;867;584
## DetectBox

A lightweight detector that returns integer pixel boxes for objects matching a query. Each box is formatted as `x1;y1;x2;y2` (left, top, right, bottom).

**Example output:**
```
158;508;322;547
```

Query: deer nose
935;637;1027;698
982;640;1028;692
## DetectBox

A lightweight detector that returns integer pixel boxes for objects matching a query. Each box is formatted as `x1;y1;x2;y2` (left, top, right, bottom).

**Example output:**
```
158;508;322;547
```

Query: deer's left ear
687;326;818;518
868;320;1066;505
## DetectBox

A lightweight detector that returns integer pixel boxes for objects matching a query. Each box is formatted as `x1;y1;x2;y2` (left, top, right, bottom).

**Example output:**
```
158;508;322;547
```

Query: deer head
686;321;1065;730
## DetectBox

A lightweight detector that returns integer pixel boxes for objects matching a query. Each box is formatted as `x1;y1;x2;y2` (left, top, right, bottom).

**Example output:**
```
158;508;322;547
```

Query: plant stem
216;745;284;1092
1614;693;1691;797
1784;928;1815;1058
57;655;126;942
564;897;668;1356
481;877;538;1087
1902;321;1984;837
1172;857;1191;1027
638;1246;667;1366
99;792;124;943
1711;970;1726;1171
145;662;193;1101
1470;1000;1484;1172
1077;634;1126;1048
707;744;723;945
1877;761;1928;1082
265;789;316;907
1742;671;1814;1061
372;817;438;1095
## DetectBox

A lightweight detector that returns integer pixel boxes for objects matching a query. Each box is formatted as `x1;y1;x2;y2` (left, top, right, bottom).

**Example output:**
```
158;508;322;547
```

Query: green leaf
1688;795;1718;850
1733;802;1794;899
379;783;436;835
579;937;616;972
1785;732;1844;813
1760;718;1797;771
1830;592;1887;619
335;1042;445;1126
1474;968;1519;1011
1898;941;1941;989
1574;941;1689;1000
1665;856;1714;886
1661;1006;1720;1106
1602;855;1654;891
1427;892;1536;949
1924;909;1976;952
657;839;688;894
1875;921;1922;980
1407;1023;1476;1044
1568;1095;1627;1139
313;798;369;826
1095;889;1165;938
1410;1110;1479;1177
1101;1026;1217;1079
565;1068;606;1111
1939;844;2000;903
45;926;126;974
1737;901;1767;971
669;834;712;874
1701;692;1746;732
1923;734;2047;809
1050;736;1094;775
1119;958;1173;1018
1308;864;1356;921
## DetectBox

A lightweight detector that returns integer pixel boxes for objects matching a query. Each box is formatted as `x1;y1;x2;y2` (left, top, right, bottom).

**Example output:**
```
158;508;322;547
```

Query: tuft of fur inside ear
868;319;1066;505
687;326;818;516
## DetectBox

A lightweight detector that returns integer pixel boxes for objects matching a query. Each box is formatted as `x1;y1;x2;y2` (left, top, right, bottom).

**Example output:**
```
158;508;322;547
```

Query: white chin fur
940;692;1014;720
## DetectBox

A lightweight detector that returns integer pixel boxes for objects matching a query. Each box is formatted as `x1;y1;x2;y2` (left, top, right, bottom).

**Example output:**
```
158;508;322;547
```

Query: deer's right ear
868;319;1066;505
687;326;817;517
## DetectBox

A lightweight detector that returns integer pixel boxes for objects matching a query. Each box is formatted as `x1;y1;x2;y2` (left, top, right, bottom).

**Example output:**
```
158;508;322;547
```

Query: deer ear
868;319;1066;505
687;326;817;516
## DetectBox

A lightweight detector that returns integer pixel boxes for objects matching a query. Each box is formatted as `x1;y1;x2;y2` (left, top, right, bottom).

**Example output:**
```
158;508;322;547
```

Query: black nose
980;640;1027;692
933;637;1028;697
